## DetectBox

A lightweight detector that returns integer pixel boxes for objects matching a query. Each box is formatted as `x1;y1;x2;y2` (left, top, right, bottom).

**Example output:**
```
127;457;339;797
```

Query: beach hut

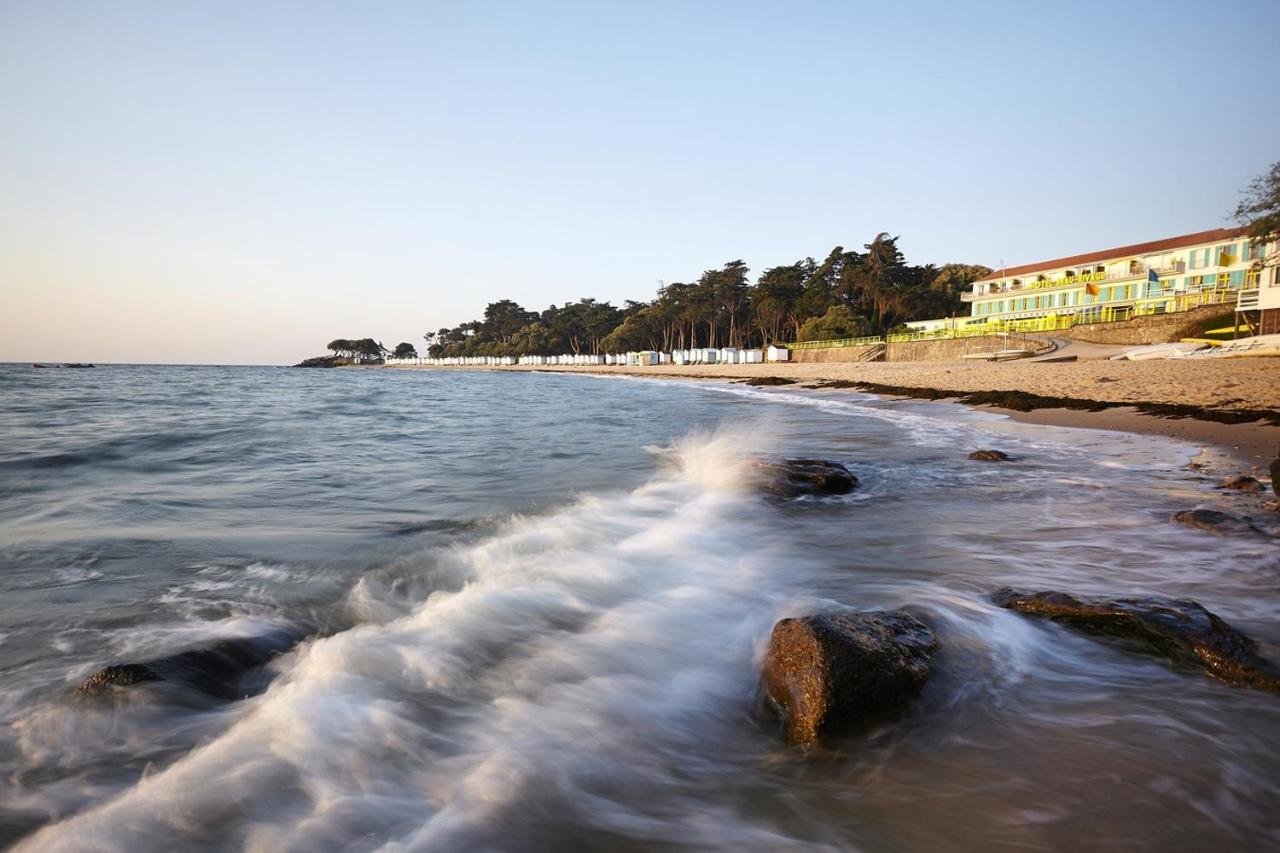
719;347;738;364
744;349;763;363
659;352;670;364
701;348;719;364
637;351;659;365
767;346;790;362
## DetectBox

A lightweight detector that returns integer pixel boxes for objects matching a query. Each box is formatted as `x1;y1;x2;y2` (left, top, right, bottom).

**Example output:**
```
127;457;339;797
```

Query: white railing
1237;288;1261;311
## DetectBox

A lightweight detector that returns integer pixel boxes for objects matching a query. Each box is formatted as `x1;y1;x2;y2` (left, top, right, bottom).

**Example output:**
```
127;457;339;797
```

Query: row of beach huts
384;346;791;367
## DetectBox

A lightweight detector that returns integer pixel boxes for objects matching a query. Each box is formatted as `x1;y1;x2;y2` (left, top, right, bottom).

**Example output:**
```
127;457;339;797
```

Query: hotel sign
1026;270;1106;289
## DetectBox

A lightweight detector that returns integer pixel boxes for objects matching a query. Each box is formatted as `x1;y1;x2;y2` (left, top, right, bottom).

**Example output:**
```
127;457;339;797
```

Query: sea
0;364;1277;851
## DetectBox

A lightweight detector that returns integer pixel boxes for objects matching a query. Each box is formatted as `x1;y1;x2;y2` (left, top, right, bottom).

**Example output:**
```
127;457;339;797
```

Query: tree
860;233;906;332
750;262;806;344
1235;161;1280;267
796;305;872;342
483;300;538;343
392;342;418;359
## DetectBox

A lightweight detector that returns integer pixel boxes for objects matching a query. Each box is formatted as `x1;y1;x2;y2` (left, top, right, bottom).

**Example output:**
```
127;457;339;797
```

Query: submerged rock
1220;475;1263;493
761;611;938;745
968;449;1009;461
751;458;858;499
1171;508;1258;535
991;588;1280;691
1271;454;1280;499
76;625;310;700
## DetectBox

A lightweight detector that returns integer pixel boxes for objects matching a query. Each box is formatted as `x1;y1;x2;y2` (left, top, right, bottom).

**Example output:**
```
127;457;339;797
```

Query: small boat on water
33;363;96;369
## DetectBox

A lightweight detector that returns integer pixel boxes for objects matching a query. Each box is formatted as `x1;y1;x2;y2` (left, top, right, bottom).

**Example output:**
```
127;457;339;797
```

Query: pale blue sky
2;0;1277;363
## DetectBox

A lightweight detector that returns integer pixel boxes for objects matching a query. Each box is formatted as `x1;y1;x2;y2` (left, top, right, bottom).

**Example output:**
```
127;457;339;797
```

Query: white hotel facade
960;228;1279;334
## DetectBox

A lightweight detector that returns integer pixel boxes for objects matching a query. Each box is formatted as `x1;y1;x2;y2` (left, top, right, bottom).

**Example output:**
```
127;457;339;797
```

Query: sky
2;0;1277;364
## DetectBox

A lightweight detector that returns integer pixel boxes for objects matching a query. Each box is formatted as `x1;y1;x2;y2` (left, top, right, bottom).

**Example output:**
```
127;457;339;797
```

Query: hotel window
1246;270;1260;287
1189;248;1207;269
1245;241;1270;261
1217;273;1230;287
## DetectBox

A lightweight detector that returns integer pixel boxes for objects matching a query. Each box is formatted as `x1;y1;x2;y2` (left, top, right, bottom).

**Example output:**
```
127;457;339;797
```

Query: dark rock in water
751;458;857;498
991;588;1280;692
1220;475;1263;493
1171;508;1258;535
968;449;1009;461
739;376;797;387
1271;454;1280;499
76;625;310;700
761;611;938;745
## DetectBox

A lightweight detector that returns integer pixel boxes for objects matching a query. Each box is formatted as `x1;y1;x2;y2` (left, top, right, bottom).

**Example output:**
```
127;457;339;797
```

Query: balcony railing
965;262;1186;301
1237;288;1261;311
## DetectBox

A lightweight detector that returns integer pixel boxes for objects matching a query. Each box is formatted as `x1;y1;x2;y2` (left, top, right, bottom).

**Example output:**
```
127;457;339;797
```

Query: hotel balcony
963;262;1186;301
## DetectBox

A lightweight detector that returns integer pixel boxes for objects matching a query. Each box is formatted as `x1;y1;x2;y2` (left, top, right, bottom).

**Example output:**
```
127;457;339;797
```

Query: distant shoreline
379;360;1280;473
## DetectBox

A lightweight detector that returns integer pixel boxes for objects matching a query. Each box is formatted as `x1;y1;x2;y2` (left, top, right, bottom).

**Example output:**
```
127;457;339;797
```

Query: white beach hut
767;346;790;362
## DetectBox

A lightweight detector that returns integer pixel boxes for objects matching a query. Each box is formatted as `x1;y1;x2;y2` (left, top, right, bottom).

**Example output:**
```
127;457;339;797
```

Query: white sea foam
16;429;842;851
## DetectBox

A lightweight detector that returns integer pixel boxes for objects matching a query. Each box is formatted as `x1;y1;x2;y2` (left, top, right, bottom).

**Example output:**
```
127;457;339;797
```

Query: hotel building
961;228;1278;331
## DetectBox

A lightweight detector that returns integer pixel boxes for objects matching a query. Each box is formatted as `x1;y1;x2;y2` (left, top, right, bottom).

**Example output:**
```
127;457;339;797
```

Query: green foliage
323;338;385;360
392;342;418;359
410;234;990;357
1235;161;1280;267
797;305;872;342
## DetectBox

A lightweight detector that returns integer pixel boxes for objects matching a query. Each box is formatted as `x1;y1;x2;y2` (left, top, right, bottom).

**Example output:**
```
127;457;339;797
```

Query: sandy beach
389;358;1280;473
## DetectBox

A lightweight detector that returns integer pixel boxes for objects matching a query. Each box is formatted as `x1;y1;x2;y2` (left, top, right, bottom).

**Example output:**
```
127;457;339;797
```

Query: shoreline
381;360;1280;475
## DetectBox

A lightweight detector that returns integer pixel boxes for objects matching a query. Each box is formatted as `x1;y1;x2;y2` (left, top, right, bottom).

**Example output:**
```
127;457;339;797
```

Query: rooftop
977;227;1249;283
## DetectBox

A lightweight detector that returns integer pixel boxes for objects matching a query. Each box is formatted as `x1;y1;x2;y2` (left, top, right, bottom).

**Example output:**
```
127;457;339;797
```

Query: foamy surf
5;367;1277;851
15;432;839;851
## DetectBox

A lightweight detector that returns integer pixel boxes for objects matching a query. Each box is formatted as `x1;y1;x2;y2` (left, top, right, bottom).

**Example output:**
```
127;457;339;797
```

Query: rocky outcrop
293;355;340;368
1171;508;1258;535
739;376;797;387
76;625;310;700
991;588;1280;691
1271;454;1280;499
968;450;1009;461
751;459;858;499
761;611;938;745
1220;475;1263;493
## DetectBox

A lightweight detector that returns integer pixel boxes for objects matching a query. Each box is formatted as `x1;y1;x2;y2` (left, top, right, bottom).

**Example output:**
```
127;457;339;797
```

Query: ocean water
0;364;1277;851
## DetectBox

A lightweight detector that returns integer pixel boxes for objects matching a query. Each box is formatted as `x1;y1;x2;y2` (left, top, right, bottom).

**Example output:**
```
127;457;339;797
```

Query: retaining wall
790;345;882;363
1063;306;1232;345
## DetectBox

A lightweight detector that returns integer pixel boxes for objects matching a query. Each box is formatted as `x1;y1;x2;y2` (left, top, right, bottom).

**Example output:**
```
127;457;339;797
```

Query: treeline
327;338;419;360
423;233;991;358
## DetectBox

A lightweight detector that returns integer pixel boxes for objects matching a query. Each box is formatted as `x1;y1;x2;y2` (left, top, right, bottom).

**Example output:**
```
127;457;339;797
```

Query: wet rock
968;449;1009;461
739;376;797;387
761;611;938;745
76;625;310;700
991;588;1280;692
1220;475;1263;493
751;459;858;498
1171;508;1258;535
1271;454;1280;499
